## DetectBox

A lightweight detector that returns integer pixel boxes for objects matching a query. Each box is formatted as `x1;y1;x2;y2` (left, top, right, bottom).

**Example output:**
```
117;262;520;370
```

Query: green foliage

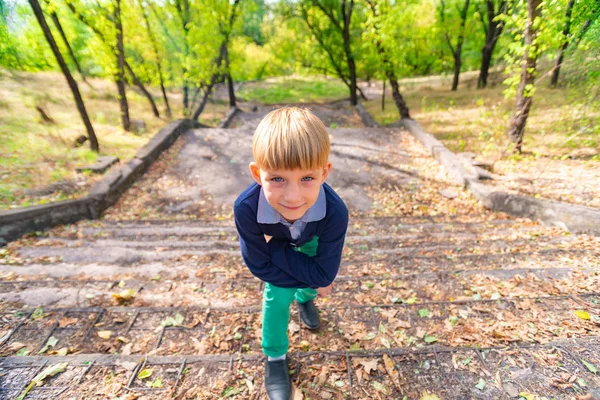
237;75;348;104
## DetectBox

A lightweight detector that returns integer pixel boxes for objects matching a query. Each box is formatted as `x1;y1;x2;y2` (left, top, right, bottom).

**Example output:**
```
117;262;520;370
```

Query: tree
114;0;130;131
506;0;543;153
191;0;242;120
364;0;410;118
298;0;366;105
439;0;471;91
64;0;160;124
136;0;170;117
549;0;599;87
27;0;99;151
43;0;89;84
171;0;192;112
477;0;507;88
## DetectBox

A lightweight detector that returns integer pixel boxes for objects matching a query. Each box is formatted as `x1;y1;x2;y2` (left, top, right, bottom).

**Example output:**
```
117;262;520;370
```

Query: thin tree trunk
224;45;236;108
49;10;89;85
342;0;358;105
192;76;219;121
507;0;542;153
114;0;130;131
478;1;506;88
451;52;462;91
138;0;171;117
366;0;410;118
124;62;160;117
381;79;385;111
388;77;410;119
28;0;99;151
173;0;191;113
451;0;470;91
550;0;575;87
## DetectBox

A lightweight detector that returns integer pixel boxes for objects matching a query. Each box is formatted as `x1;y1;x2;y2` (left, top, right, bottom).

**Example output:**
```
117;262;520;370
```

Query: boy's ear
249;162;262;185
321;162;332;182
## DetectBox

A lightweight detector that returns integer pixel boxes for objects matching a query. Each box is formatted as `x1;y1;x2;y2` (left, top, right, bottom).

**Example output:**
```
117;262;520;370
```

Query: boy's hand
264;234;272;243
317;283;334;297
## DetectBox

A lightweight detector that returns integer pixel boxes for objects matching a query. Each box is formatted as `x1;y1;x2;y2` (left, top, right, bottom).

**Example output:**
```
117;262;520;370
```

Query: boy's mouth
281;204;304;210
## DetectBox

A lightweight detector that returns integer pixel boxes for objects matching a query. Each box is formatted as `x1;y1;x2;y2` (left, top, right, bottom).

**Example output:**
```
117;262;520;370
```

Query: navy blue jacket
234;182;349;288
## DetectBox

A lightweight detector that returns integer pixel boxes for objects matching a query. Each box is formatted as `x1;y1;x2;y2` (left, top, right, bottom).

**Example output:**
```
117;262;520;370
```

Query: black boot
265;357;291;400
298;300;320;330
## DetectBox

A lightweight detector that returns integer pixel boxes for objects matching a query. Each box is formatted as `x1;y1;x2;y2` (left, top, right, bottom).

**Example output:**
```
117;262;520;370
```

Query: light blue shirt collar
257;185;326;225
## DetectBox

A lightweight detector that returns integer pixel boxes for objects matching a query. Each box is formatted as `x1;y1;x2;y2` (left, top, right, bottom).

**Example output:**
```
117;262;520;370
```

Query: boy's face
249;162;332;222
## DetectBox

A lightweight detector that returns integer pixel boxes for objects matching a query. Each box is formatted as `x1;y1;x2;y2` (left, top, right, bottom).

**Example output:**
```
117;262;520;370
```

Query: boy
234;107;349;399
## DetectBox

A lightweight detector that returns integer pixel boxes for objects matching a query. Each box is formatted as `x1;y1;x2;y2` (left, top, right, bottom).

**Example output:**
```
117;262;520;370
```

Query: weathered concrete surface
400;118;600;235
173;123;414;212
0;119;197;244
76;155;119;174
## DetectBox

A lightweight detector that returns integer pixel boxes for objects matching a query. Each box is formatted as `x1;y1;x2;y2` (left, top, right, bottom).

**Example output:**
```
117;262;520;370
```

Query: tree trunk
224;45;236;108
451;0;470;91
507;0;542;153
138;0;171;117
28;0;99;152
342;0;358;105
124;61;160;117
388;77;411;119
114;0;130;131
366;0;410;118
381;79;385;111
478;46;493;88
550;0;575;87
173;0;191;113
49;10;89;84
192;77;218;121
478;1;506;88
451;51;462;91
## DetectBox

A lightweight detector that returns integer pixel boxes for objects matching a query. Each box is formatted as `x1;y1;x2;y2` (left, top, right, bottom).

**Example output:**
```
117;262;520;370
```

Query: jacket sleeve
234;201;307;287
234;200;349;288
266;204;348;288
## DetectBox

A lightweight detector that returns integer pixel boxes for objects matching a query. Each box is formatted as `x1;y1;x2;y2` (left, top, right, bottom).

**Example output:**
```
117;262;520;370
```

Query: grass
0;69;228;210
365;73;600;161
238;75;349;104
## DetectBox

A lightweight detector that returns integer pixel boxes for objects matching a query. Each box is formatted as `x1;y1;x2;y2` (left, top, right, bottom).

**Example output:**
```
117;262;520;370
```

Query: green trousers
262;236;319;357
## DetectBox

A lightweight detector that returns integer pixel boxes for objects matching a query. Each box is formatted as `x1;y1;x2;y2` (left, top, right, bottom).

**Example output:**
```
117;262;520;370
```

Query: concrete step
2;336;599;399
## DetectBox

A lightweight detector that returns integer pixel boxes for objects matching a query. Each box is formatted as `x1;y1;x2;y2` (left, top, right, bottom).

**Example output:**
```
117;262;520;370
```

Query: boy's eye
270;177;284;183
302;177;314;182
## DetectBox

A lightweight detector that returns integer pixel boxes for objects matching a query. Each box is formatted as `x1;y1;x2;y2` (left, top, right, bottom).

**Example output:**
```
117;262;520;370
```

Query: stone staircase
1;122;599;399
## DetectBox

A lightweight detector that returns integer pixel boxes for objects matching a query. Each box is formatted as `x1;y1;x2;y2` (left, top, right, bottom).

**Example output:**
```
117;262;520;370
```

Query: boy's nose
284;184;302;203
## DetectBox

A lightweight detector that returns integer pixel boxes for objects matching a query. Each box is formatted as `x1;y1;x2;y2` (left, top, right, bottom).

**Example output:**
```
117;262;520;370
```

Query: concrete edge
355;103;380;128
217;106;241;129
0;119;197;244
397;118;600;235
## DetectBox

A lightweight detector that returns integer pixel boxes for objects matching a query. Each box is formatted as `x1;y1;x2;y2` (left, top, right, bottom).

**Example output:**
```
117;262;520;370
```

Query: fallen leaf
56;347;68;356
424;336;437;344
475;378;486;390
112;288;136;303
582;359;597;374
16;362;68;400
58;317;78;328
355;358;379;374
31;307;44;320
137;369;153;380
383;354;401;390
38;336;58;354
147;377;163;388
575;310;591;320
97;331;112;340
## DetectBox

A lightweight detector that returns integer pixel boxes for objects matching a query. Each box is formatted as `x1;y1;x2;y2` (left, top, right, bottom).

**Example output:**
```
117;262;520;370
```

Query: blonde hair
252;107;330;170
